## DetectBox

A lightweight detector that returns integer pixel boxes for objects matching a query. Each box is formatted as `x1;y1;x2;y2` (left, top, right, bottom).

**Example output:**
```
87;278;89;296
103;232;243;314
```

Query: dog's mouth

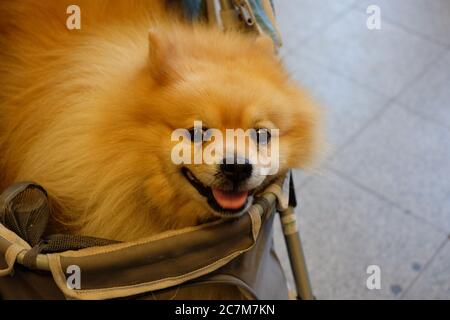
181;167;253;218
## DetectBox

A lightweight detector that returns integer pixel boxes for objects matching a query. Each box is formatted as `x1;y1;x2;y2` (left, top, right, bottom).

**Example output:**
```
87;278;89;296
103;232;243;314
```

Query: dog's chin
181;167;255;219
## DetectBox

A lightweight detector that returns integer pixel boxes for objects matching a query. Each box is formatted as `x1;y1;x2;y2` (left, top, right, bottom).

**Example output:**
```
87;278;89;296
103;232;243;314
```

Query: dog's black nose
220;157;253;181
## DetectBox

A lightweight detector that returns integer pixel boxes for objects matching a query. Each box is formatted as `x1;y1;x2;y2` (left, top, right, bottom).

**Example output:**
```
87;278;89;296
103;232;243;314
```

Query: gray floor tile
330;105;450;233
298;9;445;98
291;168;315;188
273;170;446;299
398;51;450;129
274;0;450;300
358;0;450;45
403;241;450;300
282;54;389;155
275;0;355;52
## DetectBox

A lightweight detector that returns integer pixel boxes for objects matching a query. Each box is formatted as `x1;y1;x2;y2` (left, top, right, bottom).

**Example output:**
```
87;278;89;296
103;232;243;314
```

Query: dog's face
124;26;320;229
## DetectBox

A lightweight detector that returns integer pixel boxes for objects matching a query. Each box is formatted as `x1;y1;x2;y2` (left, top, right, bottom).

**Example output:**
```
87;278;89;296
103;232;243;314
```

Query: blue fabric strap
247;0;282;47
180;0;204;20
180;0;281;47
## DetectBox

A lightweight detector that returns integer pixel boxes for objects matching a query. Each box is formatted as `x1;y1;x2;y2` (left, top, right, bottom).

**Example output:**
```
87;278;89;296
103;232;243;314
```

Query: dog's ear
148;29;181;84
148;28;167;64
254;35;275;56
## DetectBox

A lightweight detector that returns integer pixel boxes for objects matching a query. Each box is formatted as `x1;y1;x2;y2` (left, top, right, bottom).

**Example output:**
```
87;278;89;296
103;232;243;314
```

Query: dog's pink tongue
212;189;248;209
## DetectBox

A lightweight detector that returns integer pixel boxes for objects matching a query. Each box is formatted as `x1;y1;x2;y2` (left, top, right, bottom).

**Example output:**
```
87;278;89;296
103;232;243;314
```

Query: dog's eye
254;128;271;145
188;127;208;143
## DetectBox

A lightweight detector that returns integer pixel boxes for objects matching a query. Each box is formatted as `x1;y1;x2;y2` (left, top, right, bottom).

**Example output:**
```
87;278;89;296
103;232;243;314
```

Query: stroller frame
0;172;313;300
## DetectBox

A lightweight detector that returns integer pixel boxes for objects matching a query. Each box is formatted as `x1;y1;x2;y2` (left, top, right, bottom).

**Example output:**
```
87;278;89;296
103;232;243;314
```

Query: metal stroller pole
280;171;314;300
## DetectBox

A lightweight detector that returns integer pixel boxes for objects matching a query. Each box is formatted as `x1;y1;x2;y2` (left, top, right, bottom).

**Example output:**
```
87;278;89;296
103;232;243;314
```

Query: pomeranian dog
0;0;320;242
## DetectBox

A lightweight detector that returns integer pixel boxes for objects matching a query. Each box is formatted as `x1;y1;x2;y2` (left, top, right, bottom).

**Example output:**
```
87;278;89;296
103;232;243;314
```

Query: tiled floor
273;0;450;300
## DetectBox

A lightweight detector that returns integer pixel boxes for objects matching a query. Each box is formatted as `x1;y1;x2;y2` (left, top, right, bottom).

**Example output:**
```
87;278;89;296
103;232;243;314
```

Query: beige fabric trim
281;209;298;235
248;206;262;241
0;223;31;276
48;209;264;300
50;212;242;259
49;244;257;300
0;244;25;277
263;184;288;211
0;223;31;250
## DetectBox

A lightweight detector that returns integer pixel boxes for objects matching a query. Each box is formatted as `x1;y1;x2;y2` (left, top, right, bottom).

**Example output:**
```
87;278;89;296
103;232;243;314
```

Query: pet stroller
0;1;313;300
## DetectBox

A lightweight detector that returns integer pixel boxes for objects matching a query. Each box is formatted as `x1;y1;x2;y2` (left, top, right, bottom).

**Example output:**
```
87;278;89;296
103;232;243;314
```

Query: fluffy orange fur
0;0;320;241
